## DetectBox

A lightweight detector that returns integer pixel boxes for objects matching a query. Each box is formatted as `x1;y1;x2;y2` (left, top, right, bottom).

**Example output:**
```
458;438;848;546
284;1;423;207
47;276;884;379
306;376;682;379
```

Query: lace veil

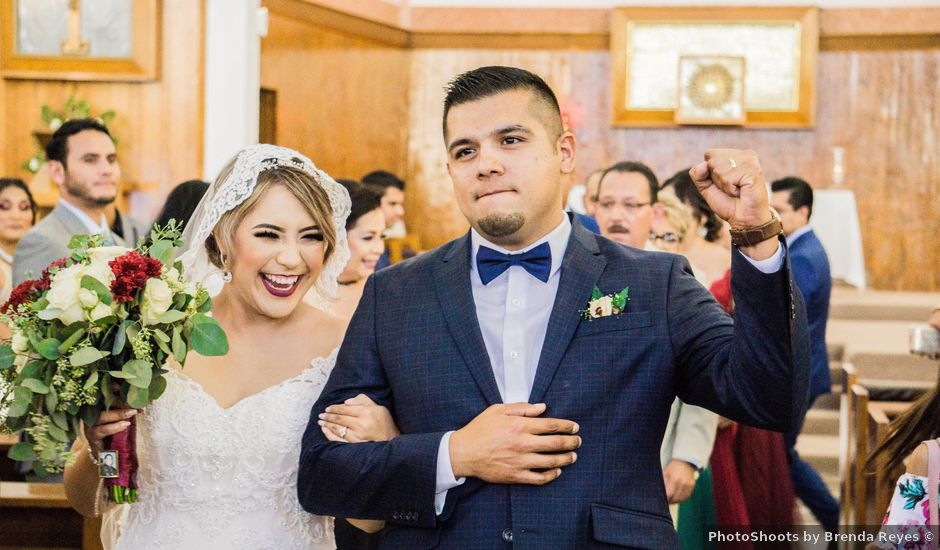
178;144;351;308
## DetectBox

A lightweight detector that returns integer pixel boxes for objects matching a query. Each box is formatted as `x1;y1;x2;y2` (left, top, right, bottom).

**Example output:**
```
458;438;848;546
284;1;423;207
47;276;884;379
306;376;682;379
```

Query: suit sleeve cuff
737;242;785;273
434;431;466;515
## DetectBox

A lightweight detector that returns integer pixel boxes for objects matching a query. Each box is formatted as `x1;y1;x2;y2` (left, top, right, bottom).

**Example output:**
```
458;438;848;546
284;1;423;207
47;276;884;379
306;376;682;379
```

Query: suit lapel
52;205;90;237
433;234;503;405
53;204;126;246
529;221;607;404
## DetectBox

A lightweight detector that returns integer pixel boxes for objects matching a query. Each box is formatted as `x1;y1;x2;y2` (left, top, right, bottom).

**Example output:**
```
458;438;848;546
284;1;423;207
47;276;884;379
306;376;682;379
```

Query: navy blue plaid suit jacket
298;217;810;549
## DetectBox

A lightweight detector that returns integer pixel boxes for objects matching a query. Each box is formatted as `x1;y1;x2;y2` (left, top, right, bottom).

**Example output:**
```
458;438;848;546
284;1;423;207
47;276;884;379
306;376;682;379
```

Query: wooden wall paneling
405;48;940;290
260;13;409;185
0;0;204;221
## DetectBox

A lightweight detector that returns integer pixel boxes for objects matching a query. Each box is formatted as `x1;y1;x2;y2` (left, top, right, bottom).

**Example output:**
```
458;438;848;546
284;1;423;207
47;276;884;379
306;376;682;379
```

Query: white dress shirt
433;214;785;514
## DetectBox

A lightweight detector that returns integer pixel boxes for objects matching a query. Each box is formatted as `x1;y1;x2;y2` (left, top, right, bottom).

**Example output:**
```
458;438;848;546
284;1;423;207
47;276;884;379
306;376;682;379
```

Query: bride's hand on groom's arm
319;394;400;443
449;403;581;485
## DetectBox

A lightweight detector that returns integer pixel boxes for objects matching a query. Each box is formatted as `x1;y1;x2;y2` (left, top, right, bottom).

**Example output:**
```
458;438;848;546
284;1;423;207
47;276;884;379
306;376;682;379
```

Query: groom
299;66;809;548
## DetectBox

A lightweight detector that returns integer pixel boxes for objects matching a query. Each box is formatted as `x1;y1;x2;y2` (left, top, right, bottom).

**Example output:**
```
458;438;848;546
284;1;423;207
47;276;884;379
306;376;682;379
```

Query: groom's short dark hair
442;66;563;141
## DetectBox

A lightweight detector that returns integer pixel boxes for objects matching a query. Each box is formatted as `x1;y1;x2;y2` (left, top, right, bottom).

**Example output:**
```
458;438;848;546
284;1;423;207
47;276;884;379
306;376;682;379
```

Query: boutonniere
581;285;629;320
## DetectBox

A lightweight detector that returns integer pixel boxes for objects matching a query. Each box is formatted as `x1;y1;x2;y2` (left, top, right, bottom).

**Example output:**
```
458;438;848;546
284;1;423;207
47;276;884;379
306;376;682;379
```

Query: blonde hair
657;193;693;243
205;162;337;269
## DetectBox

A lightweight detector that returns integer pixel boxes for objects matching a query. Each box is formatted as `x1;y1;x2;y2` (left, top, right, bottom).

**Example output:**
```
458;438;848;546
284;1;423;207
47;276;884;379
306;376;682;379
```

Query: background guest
362;170;405;269
592;160;661;249
152;179;210;233
305;180;385;322
13;119;125;286
770;176;839;532
661;169;732;285
0;178;37;305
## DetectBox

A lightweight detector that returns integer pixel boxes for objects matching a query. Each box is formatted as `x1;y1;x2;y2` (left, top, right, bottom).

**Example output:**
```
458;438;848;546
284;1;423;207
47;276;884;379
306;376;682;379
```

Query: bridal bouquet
0;223;228;503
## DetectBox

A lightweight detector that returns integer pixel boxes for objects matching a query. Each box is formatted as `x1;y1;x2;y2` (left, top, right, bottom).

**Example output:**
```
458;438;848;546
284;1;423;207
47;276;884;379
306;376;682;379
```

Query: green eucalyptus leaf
45;388;59;415
70;347;108;367
171;326;186;363
36;308;62;321
148;240;175;266
101;373;115;409
0;345;14;369
8;442;37;461
123;360;152;389
58;329;86;354
15;361;43;384
7;386;32;417
112;320;133;355
81;404;100;427
83;371;99;391
190;315;228;356
152;329;170;343
157;310;187;324
148;374;167;401
153;335;171;356
80;275;112;305
37;338;61;360
21;378;49;394
46;424;69;443
51;410;69;432
126;385;149;409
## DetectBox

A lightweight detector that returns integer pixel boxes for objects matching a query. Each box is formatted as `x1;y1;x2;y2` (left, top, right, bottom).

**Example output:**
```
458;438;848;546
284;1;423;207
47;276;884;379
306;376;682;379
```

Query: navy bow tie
476;242;552;285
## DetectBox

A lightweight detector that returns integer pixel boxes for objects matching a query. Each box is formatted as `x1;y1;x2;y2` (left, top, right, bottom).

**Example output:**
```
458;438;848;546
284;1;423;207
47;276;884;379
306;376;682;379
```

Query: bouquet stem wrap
105;414;138;503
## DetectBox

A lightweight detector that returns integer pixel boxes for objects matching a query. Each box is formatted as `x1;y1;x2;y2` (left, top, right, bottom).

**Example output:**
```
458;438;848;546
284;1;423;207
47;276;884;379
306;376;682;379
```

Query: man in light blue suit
772;176;838;532
300;66;809;549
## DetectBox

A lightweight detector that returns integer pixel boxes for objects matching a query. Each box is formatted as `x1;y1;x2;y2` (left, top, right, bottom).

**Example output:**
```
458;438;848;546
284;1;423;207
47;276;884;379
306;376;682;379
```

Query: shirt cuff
737;242;785;273
434;431;466;515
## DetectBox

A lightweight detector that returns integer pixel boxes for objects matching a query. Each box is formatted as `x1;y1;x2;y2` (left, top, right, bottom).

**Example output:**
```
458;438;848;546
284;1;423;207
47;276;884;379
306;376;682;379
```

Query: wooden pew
849;390;912;525
0;481;102;550
839;362;859;524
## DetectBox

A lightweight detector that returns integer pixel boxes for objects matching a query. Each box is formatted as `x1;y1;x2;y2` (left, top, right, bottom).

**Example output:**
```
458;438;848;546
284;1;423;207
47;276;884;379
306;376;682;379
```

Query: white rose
78;288;99;308
49;117;62;130
88;246;131;265
591;295;613;318
46;265;83;320
58;302;85;326
82;262;115;287
141;278;174;325
11;330;29;355
89;302;114;322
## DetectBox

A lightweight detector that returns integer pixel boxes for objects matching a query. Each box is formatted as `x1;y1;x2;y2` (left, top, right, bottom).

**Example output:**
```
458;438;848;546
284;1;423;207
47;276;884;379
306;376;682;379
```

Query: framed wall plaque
610;7;817;128
1;0;160;81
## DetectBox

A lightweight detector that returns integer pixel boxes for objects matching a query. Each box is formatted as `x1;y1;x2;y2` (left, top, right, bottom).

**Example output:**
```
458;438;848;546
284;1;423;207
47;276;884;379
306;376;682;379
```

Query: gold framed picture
610;7;817;128
675;55;745;125
0;0;160;81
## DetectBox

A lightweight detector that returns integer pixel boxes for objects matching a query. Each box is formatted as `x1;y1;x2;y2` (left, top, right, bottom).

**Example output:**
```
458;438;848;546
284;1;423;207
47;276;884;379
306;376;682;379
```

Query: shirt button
511;298;521;307
501;528;513;543
509;351;518;359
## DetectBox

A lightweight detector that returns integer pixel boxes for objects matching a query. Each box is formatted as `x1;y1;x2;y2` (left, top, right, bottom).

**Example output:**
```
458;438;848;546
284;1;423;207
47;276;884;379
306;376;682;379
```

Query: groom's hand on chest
448;403;581;485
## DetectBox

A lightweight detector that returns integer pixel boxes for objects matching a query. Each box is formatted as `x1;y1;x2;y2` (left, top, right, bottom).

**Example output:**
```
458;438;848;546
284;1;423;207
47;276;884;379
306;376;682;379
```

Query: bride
63;145;398;549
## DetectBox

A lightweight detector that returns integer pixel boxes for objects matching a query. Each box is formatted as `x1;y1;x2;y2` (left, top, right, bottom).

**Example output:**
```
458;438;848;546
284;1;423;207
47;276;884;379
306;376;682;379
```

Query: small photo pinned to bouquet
99;451;119;479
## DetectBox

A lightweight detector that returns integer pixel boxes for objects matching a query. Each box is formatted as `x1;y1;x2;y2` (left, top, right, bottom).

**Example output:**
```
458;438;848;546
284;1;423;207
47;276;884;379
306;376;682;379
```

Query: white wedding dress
102;348;339;550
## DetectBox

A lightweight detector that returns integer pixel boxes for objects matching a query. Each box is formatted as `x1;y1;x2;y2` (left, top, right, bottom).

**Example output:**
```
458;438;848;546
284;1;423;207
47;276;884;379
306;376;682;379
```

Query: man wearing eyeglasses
595;161;719;515
593;161;661;250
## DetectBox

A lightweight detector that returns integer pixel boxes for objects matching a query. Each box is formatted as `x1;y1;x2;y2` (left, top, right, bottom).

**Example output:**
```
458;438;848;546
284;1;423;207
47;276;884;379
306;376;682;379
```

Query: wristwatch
729;210;783;247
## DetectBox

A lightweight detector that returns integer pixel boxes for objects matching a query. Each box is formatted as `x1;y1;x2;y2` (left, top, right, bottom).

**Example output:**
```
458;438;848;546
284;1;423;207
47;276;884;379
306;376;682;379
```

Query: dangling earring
220;253;232;283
